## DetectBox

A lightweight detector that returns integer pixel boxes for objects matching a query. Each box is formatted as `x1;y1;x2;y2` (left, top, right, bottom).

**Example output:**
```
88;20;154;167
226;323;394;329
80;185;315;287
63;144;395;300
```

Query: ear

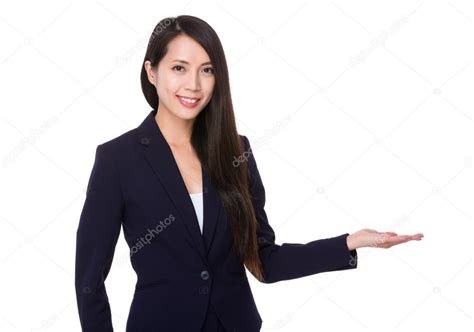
144;60;157;86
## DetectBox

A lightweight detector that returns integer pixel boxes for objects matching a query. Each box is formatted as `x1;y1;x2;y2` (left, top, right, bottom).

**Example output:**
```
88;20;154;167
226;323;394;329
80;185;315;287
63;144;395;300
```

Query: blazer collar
135;109;220;262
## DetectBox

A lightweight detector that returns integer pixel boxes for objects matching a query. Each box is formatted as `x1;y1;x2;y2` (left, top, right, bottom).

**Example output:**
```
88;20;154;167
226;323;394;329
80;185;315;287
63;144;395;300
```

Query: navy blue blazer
75;109;358;332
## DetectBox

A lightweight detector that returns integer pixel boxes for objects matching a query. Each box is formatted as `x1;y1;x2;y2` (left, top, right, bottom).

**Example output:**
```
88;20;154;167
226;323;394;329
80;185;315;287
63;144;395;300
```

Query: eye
172;65;184;72
203;67;214;75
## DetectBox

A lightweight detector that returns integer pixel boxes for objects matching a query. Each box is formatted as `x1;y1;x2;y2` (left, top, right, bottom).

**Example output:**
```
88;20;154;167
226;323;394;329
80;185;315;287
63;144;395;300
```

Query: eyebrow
172;59;212;66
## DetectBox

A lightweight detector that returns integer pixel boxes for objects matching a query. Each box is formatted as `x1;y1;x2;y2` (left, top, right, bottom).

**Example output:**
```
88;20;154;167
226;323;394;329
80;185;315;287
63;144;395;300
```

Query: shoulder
238;134;250;150
237;133;258;177
238;133;255;156
95;127;137;157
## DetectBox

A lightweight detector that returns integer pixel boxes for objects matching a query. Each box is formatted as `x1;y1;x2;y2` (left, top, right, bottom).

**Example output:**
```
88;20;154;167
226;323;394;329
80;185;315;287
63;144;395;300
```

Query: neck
155;107;195;147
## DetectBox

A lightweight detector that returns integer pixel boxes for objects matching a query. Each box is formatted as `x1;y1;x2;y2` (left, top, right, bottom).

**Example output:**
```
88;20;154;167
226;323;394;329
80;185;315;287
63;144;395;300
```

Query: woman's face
145;34;215;122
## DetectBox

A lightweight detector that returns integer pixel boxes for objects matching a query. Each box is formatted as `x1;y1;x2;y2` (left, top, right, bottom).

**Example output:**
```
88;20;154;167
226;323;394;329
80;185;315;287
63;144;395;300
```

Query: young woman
75;15;424;332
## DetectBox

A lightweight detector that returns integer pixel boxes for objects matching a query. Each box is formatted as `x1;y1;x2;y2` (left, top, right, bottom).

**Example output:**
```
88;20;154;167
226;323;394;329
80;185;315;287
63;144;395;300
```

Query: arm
75;144;124;331
241;135;358;284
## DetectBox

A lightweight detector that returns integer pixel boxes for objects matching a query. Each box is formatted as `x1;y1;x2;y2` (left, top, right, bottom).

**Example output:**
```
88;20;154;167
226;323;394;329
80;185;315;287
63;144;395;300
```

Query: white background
1;0;473;331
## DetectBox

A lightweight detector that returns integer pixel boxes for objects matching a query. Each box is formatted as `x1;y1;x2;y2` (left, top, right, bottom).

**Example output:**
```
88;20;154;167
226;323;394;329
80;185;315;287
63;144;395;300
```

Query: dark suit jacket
75;109;358;332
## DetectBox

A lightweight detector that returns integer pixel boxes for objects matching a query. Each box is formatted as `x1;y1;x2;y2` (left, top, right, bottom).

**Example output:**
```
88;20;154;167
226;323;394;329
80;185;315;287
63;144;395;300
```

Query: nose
186;71;201;92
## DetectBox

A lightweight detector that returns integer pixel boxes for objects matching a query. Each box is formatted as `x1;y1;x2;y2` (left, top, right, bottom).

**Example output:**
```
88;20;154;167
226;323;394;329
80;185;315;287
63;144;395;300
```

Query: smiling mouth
176;95;201;103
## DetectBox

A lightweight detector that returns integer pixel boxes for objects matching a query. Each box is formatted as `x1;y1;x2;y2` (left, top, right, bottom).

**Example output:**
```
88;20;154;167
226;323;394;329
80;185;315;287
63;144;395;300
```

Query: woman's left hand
346;228;424;250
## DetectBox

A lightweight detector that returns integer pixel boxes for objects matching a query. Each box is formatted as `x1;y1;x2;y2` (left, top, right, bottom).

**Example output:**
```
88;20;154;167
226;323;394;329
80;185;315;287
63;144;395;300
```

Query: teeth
179;96;199;103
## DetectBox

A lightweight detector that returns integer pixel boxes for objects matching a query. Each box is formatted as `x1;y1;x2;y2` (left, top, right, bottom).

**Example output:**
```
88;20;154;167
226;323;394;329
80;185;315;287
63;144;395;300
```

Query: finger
383;235;411;244
385;233;423;242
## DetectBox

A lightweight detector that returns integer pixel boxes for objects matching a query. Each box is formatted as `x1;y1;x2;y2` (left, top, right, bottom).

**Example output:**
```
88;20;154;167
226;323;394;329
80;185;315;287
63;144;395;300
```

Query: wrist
346;234;356;251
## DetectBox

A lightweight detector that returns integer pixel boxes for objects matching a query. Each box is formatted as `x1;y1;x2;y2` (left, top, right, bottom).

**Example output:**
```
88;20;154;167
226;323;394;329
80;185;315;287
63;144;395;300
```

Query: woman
75;15;424;332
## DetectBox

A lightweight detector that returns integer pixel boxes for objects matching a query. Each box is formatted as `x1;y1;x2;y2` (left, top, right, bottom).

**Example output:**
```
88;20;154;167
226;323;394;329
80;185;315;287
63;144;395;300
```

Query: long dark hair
140;15;264;282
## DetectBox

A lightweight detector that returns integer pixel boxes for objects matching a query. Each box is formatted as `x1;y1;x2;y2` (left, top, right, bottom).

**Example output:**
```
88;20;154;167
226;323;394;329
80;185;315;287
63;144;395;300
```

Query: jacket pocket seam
135;279;170;291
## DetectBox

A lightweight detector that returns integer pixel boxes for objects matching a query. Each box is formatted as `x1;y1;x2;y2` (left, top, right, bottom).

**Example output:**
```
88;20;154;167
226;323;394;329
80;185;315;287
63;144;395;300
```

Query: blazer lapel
201;168;220;255
136;110;220;261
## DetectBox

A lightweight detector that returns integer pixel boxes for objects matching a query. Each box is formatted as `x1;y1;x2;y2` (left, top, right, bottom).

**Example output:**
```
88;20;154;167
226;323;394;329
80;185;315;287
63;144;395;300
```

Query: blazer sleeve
241;135;358;284
75;144;124;332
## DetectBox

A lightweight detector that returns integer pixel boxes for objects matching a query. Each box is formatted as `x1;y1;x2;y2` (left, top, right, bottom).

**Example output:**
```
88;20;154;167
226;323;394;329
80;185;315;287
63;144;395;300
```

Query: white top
189;192;203;234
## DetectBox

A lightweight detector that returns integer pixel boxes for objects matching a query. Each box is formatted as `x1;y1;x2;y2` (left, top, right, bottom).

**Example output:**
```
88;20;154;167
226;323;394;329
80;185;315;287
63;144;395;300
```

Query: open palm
347;228;424;250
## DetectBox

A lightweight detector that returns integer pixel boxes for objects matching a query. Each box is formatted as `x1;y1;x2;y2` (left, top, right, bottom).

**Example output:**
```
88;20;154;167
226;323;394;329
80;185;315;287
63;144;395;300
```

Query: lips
176;95;200;102
176;95;201;108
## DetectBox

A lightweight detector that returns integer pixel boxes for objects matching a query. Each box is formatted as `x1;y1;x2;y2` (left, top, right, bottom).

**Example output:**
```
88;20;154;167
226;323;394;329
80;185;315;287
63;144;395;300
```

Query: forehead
163;34;211;64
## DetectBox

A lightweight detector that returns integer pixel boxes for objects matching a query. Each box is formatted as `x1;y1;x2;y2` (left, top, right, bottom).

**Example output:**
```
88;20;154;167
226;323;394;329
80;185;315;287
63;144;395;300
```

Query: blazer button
140;137;150;145
200;270;210;280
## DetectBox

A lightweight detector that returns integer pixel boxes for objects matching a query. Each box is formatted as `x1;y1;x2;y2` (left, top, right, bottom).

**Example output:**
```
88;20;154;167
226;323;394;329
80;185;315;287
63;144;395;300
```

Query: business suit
75;109;358;332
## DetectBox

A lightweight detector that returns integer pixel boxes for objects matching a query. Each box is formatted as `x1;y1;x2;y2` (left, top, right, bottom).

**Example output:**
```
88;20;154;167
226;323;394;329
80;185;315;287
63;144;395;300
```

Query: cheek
157;78;179;98
204;80;216;97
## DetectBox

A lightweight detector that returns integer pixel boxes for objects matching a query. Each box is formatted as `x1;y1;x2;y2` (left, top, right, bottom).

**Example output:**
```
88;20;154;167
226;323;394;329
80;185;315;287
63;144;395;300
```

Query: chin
175;109;202;120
